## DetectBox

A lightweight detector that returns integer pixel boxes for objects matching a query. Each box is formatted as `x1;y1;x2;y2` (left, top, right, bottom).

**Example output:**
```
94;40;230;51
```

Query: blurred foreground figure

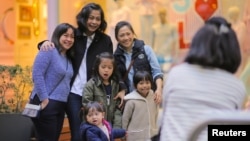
160;16;246;141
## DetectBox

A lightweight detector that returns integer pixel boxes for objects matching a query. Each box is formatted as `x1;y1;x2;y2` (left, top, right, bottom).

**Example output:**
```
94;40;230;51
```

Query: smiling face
116;25;135;51
86;10;101;35
86;107;104;127
136;79;151;97
59;28;74;53
98;58;114;83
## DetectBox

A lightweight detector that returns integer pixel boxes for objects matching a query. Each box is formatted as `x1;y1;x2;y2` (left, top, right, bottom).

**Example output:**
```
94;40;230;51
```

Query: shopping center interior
0;0;249;66
0;0;250;140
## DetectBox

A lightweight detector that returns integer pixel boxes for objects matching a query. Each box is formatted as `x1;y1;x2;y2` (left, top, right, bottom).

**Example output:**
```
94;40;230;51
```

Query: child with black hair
80;101;126;141
122;70;160;141
82;52;123;128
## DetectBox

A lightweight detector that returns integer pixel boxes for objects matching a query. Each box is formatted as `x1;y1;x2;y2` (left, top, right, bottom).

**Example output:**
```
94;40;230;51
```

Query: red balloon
195;0;218;21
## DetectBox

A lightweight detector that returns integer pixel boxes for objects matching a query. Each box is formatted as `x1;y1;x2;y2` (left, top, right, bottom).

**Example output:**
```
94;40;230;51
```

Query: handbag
22;103;41;118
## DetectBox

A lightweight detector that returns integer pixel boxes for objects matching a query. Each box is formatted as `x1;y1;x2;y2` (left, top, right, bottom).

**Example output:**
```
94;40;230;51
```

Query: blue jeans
66;93;82;141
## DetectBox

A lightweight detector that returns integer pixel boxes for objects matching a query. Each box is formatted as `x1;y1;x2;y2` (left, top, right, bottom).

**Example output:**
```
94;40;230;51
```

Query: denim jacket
114;39;163;93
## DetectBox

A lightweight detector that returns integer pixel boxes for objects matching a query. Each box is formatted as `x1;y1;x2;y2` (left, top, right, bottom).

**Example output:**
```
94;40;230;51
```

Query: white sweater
160;63;246;141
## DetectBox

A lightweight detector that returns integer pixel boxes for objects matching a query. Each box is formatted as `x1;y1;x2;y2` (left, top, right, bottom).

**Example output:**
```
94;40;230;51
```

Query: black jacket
114;39;152;92
71;29;113;86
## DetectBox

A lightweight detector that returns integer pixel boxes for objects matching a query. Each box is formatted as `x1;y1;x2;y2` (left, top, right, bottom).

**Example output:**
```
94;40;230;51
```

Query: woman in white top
160;17;246;141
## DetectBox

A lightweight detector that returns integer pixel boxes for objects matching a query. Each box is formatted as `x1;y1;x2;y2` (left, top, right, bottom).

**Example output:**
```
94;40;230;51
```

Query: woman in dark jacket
114;21;164;104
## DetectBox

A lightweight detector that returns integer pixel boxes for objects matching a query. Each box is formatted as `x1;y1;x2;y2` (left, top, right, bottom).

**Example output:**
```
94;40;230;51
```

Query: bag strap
49;60;68;95
49;75;65;95
123;59;135;81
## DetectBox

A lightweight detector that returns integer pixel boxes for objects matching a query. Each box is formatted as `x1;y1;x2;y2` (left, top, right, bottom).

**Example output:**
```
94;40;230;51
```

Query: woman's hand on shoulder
154;78;163;104
40;41;55;51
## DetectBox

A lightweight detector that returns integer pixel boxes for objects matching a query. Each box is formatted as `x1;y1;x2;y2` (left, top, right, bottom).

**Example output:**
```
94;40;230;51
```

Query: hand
40;98;49;110
244;97;250;110
154;89;162;104
114;90;125;109
40;41;55;51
